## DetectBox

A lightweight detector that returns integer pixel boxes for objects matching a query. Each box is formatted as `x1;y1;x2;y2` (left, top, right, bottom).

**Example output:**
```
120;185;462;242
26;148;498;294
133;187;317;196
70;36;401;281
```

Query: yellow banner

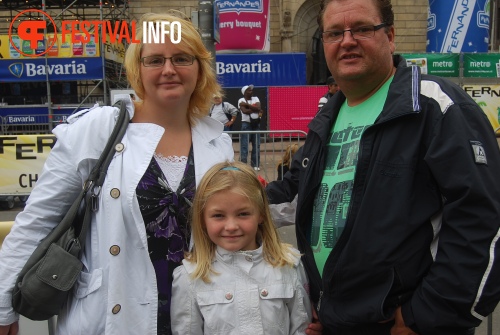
0;135;55;195
464;85;500;130
0;34;100;59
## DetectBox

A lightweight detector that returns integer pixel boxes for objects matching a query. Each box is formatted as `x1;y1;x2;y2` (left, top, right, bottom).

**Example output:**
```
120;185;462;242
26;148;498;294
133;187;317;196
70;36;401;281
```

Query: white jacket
171;245;312;335
0;96;234;334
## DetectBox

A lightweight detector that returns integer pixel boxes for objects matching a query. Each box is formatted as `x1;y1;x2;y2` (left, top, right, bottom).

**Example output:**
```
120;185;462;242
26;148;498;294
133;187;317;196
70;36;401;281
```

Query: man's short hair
326;76;336;85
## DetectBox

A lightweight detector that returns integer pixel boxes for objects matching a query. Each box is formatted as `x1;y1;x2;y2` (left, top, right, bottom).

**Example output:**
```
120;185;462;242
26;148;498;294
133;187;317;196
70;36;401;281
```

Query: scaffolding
0;0;130;127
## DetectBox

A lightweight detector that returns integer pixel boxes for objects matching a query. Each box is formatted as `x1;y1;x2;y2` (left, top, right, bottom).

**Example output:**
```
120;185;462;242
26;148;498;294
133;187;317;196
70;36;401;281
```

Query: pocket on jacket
259;284;294;333
73;268;103;299
197;289;236;332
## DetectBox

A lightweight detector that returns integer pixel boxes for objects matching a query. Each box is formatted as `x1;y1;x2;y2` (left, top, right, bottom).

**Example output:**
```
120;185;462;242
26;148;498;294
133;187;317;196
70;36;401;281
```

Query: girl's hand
0;322;19;335
306;306;323;335
391;307;418;335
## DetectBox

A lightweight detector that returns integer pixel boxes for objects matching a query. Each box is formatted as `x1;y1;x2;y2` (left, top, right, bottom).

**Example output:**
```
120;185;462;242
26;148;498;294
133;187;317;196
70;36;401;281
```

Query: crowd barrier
1;115;69;135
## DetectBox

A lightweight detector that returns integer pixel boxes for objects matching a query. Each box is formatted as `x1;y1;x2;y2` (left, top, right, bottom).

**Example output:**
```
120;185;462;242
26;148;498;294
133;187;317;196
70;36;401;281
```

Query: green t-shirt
311;77;394;276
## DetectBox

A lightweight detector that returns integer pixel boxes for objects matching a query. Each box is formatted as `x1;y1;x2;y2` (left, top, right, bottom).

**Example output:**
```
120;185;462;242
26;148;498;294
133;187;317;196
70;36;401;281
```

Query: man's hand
0;322;19;335
391;307;418;335
306;306;323;335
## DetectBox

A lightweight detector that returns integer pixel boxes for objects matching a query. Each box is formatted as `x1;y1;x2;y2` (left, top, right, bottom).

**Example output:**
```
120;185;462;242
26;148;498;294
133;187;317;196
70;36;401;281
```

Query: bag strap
75;100;129;247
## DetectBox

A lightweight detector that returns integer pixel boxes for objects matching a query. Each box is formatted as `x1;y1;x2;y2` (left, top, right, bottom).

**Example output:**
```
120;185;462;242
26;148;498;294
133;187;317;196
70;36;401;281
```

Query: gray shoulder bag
11;100;130;320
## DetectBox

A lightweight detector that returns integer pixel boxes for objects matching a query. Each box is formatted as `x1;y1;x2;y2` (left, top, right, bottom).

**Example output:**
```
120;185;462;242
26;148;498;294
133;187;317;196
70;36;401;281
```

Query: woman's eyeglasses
141;54;196;67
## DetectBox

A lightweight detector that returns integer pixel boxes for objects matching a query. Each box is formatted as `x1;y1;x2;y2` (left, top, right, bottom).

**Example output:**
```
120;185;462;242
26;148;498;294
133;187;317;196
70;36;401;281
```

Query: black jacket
267;56;500;335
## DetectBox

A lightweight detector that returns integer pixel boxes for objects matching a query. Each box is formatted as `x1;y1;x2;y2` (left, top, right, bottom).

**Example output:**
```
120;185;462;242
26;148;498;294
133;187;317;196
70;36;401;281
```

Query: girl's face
203;189;262;252
139;39;199;108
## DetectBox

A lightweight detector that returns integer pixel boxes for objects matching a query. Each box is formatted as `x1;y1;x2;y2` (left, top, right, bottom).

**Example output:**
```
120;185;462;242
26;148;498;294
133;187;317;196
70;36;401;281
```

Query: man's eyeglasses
321;23;388;44
141;54;196;67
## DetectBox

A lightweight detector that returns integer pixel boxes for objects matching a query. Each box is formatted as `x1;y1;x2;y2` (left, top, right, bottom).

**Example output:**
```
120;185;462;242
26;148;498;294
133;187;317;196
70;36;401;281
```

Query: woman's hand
306;306;323;335
0;322;19;335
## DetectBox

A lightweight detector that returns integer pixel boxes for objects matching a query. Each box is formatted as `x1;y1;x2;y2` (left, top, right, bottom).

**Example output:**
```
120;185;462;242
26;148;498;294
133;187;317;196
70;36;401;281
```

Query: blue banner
0;57;103;82
427;0;490;53
215;53;306;87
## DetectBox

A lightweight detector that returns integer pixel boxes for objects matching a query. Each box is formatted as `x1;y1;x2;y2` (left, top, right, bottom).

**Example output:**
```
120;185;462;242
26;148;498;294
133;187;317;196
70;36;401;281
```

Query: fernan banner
402;53;459;77
427;0;490;53
215;0;270;53
0;135;55;195
463;85;500;130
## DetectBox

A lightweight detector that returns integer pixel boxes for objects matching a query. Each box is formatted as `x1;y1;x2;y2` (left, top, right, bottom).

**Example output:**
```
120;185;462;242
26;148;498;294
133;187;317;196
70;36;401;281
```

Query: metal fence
226;129;307;183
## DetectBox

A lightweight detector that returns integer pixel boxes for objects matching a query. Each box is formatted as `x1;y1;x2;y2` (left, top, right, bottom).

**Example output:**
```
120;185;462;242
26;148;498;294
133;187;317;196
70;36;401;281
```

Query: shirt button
260;289;268;297
110;188;120;198
115;143;125;152
109;245;120;255
225;292;233;300
112;304;121;314
245;256;252;262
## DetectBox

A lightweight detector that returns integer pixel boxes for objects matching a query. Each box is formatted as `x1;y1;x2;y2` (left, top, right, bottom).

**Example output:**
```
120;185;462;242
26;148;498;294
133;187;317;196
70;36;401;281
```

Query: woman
0;12;233;335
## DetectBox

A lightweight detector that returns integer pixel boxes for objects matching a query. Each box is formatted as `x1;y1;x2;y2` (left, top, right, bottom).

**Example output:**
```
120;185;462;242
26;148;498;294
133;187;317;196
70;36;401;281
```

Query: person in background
266;0;500;334
239;84;263;171
0;11;233;335
277;143;299;180
209;93;238;131
317;76;339;112
171;161;322;335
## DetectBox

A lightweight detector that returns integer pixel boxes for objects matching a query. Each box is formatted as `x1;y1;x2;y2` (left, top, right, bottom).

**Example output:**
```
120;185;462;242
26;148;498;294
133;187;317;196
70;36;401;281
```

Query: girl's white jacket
0;95;234;334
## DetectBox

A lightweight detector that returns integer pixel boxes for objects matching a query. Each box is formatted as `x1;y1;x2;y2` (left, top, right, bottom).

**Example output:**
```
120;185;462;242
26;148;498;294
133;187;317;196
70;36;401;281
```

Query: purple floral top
136;147;195;335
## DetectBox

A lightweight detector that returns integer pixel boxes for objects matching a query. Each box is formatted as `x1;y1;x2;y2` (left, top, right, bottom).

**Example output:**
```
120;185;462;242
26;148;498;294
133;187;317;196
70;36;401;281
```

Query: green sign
401;53;459;77
463;54;500;78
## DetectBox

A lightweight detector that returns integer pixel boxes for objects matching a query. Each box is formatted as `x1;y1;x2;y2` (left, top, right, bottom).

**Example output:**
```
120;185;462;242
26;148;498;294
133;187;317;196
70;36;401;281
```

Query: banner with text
268;86;325;135
0;34;100;59
463;53;500;78
216;53;306;87
0;135;55;195
215;0;270;53
427;0;490;53
402;53;460;77
0;57;103;82
463;84;500;130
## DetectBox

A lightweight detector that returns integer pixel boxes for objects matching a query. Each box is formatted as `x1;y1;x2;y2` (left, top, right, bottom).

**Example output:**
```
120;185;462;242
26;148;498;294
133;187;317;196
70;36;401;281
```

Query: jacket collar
192;116;224;142
308;55;421;140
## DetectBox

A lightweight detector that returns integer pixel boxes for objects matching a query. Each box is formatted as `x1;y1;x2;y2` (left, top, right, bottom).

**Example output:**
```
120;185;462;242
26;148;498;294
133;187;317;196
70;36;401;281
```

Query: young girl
171;161;313;335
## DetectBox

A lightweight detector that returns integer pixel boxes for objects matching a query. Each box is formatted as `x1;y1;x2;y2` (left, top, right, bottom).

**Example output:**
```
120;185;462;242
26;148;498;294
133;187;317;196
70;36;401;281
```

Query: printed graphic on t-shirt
311;125;366;255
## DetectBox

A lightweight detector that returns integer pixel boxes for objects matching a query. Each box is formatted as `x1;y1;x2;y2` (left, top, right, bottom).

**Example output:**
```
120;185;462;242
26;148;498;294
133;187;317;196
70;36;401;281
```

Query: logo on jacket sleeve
470;140;487;164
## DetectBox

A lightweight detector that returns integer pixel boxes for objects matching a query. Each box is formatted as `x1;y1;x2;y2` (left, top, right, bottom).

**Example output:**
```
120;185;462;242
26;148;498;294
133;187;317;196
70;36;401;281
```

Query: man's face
213;96;222;105
322;0;395;86
329;83;339;94
244;88;253;98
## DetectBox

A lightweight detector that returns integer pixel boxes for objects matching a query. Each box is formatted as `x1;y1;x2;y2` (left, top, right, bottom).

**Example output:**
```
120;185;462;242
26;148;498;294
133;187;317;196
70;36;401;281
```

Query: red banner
268;86;327;134
215;0;270;53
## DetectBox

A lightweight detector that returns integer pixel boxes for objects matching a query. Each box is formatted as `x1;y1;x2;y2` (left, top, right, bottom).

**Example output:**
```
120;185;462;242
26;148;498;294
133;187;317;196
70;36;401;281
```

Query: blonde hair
187;161;297;283
277;143;299;170
124;12;221;124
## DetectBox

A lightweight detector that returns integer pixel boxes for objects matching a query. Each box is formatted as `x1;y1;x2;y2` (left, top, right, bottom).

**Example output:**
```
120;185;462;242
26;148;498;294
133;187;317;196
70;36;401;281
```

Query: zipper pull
317;291;323;312
90;186;101;212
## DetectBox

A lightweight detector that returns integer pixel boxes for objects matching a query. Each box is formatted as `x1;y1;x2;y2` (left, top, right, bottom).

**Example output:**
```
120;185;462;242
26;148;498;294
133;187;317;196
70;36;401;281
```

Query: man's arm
401;100;500;334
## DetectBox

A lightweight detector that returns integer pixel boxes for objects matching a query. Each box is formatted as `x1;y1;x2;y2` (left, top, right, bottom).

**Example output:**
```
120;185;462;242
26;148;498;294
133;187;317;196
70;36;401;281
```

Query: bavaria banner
215;0;270;53
427;0;490;53
0;57;103;82
216;53;306;87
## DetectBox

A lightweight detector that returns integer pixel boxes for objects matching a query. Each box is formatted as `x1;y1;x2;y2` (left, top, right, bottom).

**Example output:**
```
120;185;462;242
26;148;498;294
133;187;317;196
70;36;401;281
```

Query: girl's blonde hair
276;143;299;170
188;161;297;282
124;11;221;124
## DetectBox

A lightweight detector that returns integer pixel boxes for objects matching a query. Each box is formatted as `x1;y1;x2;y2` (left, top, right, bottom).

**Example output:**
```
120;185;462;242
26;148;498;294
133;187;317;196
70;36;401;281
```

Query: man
239;84;263;170
210;93;238;131
317;76;339;112
266;0;500;334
